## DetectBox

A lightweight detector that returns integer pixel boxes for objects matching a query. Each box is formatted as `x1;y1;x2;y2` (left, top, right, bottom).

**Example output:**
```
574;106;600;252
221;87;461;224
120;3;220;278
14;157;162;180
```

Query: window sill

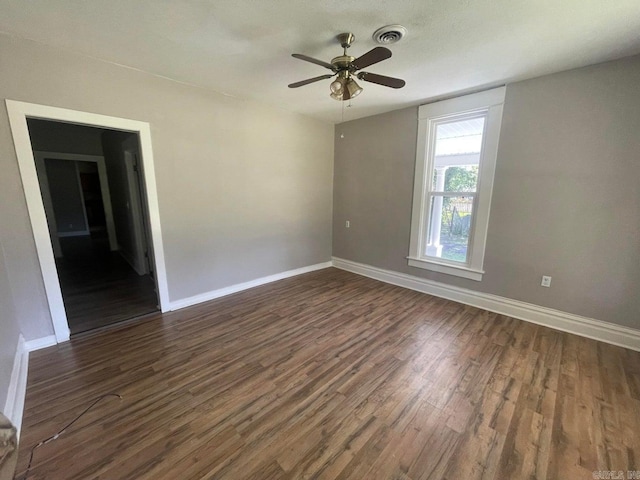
407;257;484;281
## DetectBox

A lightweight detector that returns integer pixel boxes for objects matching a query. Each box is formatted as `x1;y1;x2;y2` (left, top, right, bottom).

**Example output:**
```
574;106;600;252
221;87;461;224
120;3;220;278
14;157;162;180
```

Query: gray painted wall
28;120;108;256
0;34;334;348
44;159;88;234
333;55;640;329
0;238;21;414
102;131;147;274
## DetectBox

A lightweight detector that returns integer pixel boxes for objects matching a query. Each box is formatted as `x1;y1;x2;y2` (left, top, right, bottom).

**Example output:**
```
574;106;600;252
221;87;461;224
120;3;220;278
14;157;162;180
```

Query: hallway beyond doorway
56;235;158;334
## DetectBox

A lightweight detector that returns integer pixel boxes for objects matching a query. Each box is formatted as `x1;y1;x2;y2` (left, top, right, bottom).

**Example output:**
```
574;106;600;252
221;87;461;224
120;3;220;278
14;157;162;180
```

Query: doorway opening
29;120;159;334
7;100;170;342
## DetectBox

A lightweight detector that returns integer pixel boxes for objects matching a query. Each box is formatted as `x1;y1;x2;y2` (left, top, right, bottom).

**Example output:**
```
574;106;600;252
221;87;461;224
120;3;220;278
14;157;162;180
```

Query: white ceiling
1;0;639;124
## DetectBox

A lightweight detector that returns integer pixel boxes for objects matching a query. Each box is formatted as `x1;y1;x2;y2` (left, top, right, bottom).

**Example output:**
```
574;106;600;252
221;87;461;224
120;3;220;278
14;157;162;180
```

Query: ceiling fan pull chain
340;101;345;138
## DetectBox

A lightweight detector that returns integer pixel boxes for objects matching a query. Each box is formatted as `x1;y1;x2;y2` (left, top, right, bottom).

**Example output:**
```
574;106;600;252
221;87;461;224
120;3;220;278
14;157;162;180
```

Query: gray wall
0;238;21;414
0;33;334;350
102;131;146;273
333;55;640;329
44;158;88;234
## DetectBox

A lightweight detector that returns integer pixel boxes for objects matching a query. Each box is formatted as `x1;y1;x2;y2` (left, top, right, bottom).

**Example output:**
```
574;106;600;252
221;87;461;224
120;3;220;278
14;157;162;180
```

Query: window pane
431;117;485;192
425;195;474;263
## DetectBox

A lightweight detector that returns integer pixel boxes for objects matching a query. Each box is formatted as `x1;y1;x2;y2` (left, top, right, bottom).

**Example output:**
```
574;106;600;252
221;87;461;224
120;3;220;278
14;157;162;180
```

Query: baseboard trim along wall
5;335;58;436
24;335;57;352
332;257;640;352
169;261;333;311
4;335;28;437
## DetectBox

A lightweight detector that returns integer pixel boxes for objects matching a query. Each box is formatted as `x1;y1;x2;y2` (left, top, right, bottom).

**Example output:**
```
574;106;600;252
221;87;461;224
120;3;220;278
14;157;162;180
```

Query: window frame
408;87;506;281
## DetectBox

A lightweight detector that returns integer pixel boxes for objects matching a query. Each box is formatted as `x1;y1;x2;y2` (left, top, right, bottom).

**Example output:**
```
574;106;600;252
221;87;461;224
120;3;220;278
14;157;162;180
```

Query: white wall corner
331;257;640;352
3;334;29;438
169;261;333;311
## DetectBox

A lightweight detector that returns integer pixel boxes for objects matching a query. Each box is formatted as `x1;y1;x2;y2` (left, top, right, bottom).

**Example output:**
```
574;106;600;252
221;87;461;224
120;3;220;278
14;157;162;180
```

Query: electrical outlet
345;220;350;228
541;276;552;287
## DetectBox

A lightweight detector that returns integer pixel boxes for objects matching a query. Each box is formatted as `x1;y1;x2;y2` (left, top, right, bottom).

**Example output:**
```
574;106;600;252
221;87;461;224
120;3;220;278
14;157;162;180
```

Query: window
408;87;505;281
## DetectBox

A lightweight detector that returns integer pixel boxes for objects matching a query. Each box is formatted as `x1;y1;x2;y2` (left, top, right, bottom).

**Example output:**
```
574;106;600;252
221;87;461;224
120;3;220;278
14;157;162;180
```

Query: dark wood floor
57;235;158;334
17;268;640;479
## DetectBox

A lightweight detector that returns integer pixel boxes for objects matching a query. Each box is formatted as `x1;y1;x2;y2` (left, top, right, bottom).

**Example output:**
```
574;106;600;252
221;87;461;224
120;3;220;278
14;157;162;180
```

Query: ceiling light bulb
330;79;344;94
346;79;363;99
330;91;344;101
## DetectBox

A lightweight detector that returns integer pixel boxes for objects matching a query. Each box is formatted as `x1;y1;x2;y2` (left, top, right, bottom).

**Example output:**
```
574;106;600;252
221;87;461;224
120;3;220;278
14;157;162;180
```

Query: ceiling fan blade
291;54;335;70
352;47;392;70
288;74;334;88
357;72;406;89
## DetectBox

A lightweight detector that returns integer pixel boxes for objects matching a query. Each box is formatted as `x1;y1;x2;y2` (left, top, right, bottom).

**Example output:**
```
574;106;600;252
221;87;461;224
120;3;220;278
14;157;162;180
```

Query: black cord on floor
19;393;122;480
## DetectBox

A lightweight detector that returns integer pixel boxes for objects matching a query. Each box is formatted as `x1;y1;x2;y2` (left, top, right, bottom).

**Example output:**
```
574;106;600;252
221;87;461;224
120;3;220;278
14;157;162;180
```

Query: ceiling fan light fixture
346;78;363;99
330;73;349;100
291;31;405;101
330;78;363;101
330;78;344;94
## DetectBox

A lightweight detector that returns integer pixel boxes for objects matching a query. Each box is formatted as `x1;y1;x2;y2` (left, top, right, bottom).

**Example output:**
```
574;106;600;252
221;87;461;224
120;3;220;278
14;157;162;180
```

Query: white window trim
408;87;506;281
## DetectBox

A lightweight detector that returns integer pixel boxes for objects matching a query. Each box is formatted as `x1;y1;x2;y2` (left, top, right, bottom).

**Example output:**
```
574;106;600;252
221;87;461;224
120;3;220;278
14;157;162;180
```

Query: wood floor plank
56;236;158;334
15;268;640;479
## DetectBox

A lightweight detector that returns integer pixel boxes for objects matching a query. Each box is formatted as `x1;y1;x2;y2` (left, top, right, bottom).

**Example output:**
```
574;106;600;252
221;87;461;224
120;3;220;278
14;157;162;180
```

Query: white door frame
6;100;170;343
34;152;119;256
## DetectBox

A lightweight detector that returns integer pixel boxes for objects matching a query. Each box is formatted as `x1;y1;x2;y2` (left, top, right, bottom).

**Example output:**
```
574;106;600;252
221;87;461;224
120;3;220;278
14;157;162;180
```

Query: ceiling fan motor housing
331;55;356;71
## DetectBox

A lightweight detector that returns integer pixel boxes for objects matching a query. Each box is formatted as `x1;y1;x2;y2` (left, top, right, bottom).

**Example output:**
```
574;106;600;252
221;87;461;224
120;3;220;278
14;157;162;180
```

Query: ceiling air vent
372;25;407;45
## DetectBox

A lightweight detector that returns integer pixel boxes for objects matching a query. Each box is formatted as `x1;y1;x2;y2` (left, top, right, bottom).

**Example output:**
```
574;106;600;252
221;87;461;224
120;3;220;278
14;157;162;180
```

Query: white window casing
408;87;506;281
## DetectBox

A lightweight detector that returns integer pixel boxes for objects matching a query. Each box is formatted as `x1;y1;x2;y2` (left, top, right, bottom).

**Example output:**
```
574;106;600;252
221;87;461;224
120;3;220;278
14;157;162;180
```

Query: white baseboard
4;335;28;438
169;261;333;311
332;257;640;352
24;335;57;352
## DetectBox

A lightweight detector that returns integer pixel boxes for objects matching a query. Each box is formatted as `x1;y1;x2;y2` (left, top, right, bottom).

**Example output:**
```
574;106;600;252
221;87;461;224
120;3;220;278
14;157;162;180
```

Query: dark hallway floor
56;234;158;334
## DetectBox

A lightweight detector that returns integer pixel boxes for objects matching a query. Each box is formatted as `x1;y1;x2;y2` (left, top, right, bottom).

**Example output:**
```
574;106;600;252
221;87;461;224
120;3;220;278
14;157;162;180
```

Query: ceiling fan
288;32;406;101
